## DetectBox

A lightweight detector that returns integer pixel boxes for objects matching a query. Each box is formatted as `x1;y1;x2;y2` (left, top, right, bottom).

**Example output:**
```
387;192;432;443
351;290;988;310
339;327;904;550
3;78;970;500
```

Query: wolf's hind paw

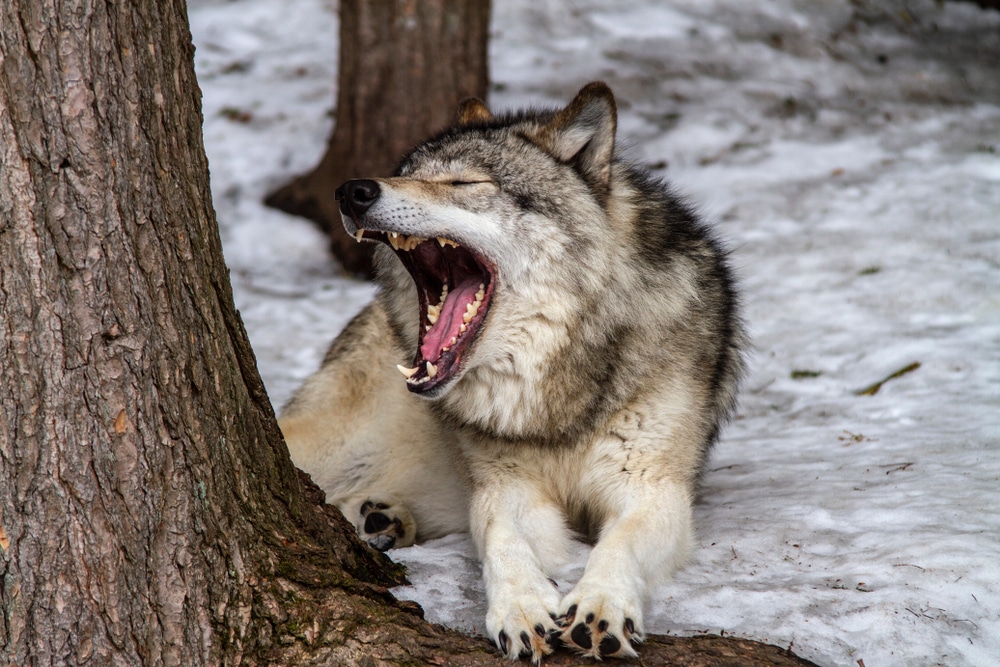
359;498;415;550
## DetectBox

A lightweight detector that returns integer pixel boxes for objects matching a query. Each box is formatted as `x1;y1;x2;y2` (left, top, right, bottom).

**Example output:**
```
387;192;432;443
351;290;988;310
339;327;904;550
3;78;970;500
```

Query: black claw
498;630;509;655
520;631;531;649
585;612;595;624
625;618;635;635
599;634;622;656
597;619;609;633
367;534;396;551
360;500;374;514
546;629;563;647
534;623;546;637
548;577;559;589
571;623;593;650
566;604;577;619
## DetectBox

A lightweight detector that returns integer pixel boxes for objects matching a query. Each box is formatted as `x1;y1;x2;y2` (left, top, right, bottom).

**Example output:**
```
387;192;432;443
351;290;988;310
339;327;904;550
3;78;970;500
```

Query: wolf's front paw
358;498;415;550
487;582;562;663
557;584;643;659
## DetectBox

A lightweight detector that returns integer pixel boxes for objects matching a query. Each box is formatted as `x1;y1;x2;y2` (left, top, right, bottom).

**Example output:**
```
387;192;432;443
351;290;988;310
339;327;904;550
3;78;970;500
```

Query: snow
188;1;1000;665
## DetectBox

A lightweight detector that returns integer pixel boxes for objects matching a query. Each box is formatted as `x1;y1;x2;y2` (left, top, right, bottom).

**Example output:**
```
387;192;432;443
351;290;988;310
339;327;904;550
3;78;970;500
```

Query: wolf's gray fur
280;82;747;661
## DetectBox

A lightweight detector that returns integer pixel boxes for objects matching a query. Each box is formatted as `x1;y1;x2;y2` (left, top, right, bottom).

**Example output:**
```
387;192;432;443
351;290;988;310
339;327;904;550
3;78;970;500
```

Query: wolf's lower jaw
354;227;495;394
399;279;486;382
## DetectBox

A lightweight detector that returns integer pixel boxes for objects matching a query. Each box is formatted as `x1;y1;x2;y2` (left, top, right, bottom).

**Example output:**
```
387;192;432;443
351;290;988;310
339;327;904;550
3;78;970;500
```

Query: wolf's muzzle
335;179;381;219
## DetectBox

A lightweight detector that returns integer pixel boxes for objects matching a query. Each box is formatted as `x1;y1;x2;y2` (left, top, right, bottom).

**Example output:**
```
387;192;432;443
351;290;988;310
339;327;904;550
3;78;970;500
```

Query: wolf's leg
281;302;468;548
558;481;693;659
471;479;571;663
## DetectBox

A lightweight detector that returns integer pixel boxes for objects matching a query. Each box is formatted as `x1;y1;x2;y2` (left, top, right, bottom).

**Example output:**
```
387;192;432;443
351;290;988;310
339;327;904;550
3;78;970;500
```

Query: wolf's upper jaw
354;226;495;395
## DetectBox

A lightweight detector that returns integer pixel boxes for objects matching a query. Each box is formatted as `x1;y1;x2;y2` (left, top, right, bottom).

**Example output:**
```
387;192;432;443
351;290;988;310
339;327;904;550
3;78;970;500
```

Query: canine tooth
426;361;437;378
396;364;418;378
355;229;365;242
390;232;399;239
387;234;401;250
427;311;439;325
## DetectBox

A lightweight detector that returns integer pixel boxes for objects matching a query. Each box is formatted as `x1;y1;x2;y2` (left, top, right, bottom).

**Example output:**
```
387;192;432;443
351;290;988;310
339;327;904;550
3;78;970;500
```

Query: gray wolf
279;82;747;661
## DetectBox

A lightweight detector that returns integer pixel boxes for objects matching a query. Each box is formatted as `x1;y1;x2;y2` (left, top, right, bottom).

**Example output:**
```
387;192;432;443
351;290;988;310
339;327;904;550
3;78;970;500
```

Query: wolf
278;82;747;661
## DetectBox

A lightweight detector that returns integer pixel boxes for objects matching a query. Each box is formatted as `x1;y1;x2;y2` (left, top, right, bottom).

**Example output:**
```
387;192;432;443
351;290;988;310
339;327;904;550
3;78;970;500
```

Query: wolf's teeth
426;361;437;378
396;364;418;378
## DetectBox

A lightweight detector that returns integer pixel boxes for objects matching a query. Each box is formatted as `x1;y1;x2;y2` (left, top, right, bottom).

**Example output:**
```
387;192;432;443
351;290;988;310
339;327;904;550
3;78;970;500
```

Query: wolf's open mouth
357;229;495;394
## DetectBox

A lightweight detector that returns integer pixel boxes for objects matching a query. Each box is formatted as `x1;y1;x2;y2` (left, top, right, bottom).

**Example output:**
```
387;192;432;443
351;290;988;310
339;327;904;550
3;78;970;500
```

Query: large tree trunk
0;1;820;665
0;0;424;664
264;0;491;277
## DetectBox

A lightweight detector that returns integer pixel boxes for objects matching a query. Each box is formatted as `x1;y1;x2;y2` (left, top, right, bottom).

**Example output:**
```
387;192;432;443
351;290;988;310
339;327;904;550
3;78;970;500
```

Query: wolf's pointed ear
547;82;618;190
456;97;493;126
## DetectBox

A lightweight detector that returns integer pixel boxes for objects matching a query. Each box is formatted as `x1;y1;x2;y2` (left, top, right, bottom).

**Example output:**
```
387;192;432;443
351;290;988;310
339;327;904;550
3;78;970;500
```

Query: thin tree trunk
265;0;491;277
0;1;820;665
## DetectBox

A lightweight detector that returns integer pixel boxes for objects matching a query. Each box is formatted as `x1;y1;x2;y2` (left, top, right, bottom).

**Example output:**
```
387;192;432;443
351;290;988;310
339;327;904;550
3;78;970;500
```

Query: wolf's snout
335;179;381;219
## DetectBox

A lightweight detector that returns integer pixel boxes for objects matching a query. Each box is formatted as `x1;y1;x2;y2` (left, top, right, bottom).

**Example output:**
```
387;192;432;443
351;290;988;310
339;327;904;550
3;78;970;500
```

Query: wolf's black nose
335;179;381;218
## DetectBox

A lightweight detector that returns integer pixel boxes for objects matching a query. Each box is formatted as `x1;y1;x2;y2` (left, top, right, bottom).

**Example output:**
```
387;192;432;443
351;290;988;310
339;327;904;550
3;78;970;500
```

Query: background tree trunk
0;1;819;665
264;0;491;277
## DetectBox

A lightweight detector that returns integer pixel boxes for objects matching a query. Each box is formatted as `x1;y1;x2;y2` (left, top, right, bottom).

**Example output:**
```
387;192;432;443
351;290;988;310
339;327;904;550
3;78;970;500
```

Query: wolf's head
336;82;637;434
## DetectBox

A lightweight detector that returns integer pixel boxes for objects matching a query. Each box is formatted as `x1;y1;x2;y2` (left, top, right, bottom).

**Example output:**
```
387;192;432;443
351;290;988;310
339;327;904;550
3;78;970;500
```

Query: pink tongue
420;279;480;363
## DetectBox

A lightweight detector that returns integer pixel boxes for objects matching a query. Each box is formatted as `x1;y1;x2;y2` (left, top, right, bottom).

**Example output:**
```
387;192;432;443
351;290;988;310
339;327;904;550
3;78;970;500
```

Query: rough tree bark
0;1;819;666
264;0;491;277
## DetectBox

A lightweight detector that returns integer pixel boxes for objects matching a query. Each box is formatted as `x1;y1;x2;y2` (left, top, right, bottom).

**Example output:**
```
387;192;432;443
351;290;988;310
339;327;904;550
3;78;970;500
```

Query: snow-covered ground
188;1;1000;665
